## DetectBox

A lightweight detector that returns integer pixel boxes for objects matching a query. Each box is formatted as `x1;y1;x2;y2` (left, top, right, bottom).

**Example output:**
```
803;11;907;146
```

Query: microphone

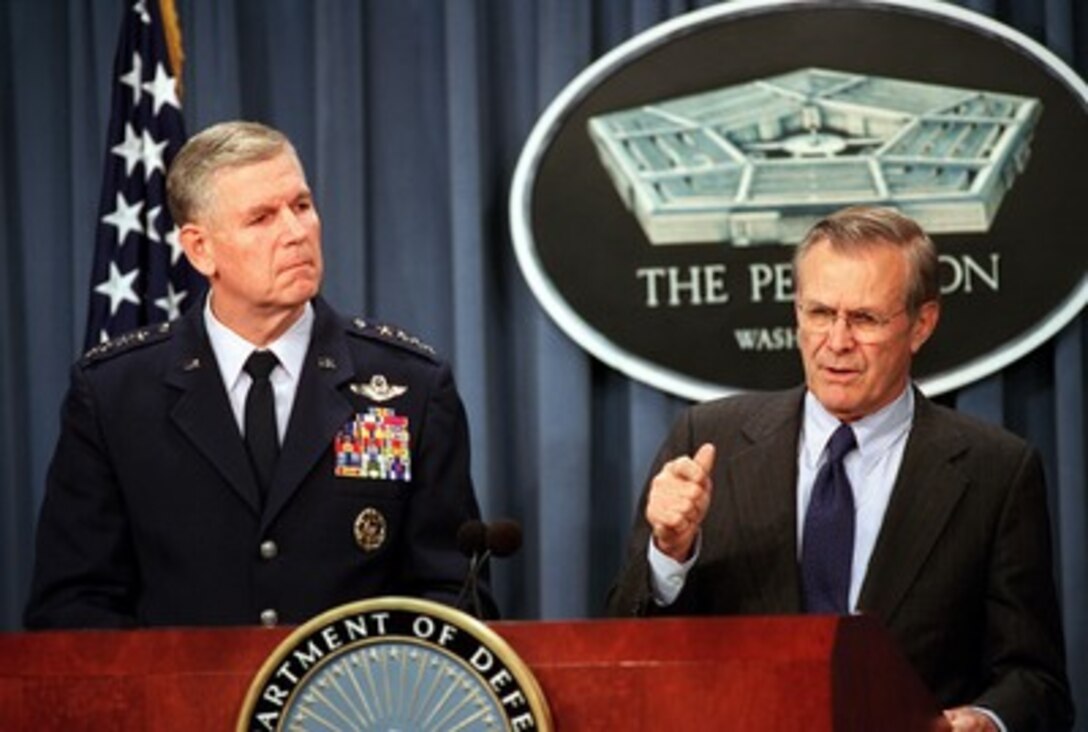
454;518;522;618
486;519;522;558
456;519;487;557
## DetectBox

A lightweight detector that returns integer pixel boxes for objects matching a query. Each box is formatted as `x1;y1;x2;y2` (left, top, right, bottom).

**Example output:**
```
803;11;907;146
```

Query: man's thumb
694;443;716;478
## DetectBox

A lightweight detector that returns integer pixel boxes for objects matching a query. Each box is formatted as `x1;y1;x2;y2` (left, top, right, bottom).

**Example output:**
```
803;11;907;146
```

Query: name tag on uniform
334;408;411;481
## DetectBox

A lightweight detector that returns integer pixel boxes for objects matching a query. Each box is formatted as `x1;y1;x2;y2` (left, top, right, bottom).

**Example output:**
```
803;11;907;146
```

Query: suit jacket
607;388;1073;731
25;296;492;628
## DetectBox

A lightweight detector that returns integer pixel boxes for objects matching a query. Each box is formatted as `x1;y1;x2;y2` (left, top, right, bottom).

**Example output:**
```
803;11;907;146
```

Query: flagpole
158;0;184;99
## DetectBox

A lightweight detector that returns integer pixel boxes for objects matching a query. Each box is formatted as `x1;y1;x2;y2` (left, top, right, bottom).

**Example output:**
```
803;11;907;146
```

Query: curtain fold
1;0;1084;722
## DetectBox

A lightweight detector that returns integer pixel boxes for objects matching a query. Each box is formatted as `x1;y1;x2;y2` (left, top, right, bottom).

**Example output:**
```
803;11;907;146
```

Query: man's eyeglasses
795;302;907;343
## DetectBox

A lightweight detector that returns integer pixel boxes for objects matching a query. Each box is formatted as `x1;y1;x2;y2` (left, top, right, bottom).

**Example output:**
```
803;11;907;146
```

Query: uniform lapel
857;393;969;622
722;389;805;612
165;303;263;514
261;299;354;528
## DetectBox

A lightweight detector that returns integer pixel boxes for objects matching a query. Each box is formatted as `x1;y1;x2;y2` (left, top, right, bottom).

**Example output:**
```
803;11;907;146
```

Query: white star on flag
95;261;141;315
154;282;187;320
111;123;144;176
101;192;145;246
145;205;162;243
142;63;181;115
140;129;167;179
133;0;151;25
119;52;143;105
163;225;184;265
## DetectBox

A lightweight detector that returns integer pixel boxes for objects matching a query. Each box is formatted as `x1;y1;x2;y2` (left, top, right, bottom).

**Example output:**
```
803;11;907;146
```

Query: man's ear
179;223;215;278
909;300;940;354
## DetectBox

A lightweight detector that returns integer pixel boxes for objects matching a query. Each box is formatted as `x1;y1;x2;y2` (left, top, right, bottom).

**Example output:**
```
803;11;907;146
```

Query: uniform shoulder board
80;321;174;364
348;317;439;360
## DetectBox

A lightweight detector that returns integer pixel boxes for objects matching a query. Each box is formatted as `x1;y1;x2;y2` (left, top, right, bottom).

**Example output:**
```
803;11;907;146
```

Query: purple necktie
801;423;858;614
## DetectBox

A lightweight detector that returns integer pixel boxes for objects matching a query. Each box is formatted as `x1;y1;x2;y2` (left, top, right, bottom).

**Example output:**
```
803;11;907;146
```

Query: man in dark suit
608;207;1072;731
25;120;492;628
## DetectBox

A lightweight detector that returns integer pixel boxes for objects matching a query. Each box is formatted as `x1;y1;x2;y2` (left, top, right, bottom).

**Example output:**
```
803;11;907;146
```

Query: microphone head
456;520;487;557
486;519;523;558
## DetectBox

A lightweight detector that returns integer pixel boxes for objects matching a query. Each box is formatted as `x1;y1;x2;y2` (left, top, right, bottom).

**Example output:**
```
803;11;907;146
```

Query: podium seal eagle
237;597;552;731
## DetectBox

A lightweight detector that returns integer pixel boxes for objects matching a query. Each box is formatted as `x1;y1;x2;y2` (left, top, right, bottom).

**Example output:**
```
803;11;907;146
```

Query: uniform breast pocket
332;484;407;556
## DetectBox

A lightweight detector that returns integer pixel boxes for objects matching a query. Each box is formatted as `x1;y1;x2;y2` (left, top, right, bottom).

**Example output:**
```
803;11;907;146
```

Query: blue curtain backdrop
1;0;1085;721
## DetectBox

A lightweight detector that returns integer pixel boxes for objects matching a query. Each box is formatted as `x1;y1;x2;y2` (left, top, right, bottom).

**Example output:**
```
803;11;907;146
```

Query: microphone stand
455;548;491;619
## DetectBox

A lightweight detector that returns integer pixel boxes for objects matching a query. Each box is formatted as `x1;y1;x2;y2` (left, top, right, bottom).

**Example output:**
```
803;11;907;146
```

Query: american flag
84;0;204;350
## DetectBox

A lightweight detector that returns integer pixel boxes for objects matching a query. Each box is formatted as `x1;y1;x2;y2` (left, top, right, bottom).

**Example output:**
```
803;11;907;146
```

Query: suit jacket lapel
858;393;969;622
262;298;354;528
165;303;263;514
724;388;805;612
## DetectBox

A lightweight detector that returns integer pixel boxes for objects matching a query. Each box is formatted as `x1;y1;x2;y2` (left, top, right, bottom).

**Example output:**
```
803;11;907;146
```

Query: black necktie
244;350;280;503
801;423;858;614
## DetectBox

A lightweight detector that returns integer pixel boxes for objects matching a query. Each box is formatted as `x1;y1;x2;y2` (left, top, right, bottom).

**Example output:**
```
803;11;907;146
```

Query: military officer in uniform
25;120;493;628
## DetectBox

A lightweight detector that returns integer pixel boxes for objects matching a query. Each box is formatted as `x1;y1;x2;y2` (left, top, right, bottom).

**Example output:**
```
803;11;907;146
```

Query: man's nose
278;206;307;240
825;314;856;351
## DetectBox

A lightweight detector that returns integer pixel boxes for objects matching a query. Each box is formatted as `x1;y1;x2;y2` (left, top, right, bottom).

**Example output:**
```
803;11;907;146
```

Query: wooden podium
0;614;947;730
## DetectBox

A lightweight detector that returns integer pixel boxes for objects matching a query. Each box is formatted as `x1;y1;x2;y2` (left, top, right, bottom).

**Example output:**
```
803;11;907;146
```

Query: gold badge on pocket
353;507;387;552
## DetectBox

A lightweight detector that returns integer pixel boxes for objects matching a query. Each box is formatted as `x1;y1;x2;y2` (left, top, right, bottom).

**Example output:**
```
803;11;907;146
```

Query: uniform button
259;540;279;560
260;608;279;627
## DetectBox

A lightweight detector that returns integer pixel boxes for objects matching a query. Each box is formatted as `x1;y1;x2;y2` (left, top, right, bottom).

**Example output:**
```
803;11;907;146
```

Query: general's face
182;149;323;328
795;239;938;422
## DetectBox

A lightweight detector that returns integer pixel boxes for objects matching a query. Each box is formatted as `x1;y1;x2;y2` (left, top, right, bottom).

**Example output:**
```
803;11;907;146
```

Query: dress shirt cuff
970;706;1007;732
647;533;701;606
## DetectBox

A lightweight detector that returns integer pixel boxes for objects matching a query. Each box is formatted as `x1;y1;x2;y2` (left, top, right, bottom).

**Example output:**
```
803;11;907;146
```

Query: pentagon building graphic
587;68;1041;245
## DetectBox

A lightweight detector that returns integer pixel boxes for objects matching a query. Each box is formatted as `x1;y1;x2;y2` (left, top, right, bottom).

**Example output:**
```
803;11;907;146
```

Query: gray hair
166;120;294;224
793;205;940;315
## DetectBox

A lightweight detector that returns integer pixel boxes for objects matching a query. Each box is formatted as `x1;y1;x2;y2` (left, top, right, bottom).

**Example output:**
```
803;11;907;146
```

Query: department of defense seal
236;597;552;731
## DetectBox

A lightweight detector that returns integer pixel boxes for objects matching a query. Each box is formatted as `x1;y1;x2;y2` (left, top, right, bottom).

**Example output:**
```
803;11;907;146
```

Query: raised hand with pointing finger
645;443;716;562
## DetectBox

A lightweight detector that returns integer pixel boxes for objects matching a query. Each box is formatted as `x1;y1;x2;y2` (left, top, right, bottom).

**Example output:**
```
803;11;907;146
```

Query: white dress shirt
203;297;315;443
